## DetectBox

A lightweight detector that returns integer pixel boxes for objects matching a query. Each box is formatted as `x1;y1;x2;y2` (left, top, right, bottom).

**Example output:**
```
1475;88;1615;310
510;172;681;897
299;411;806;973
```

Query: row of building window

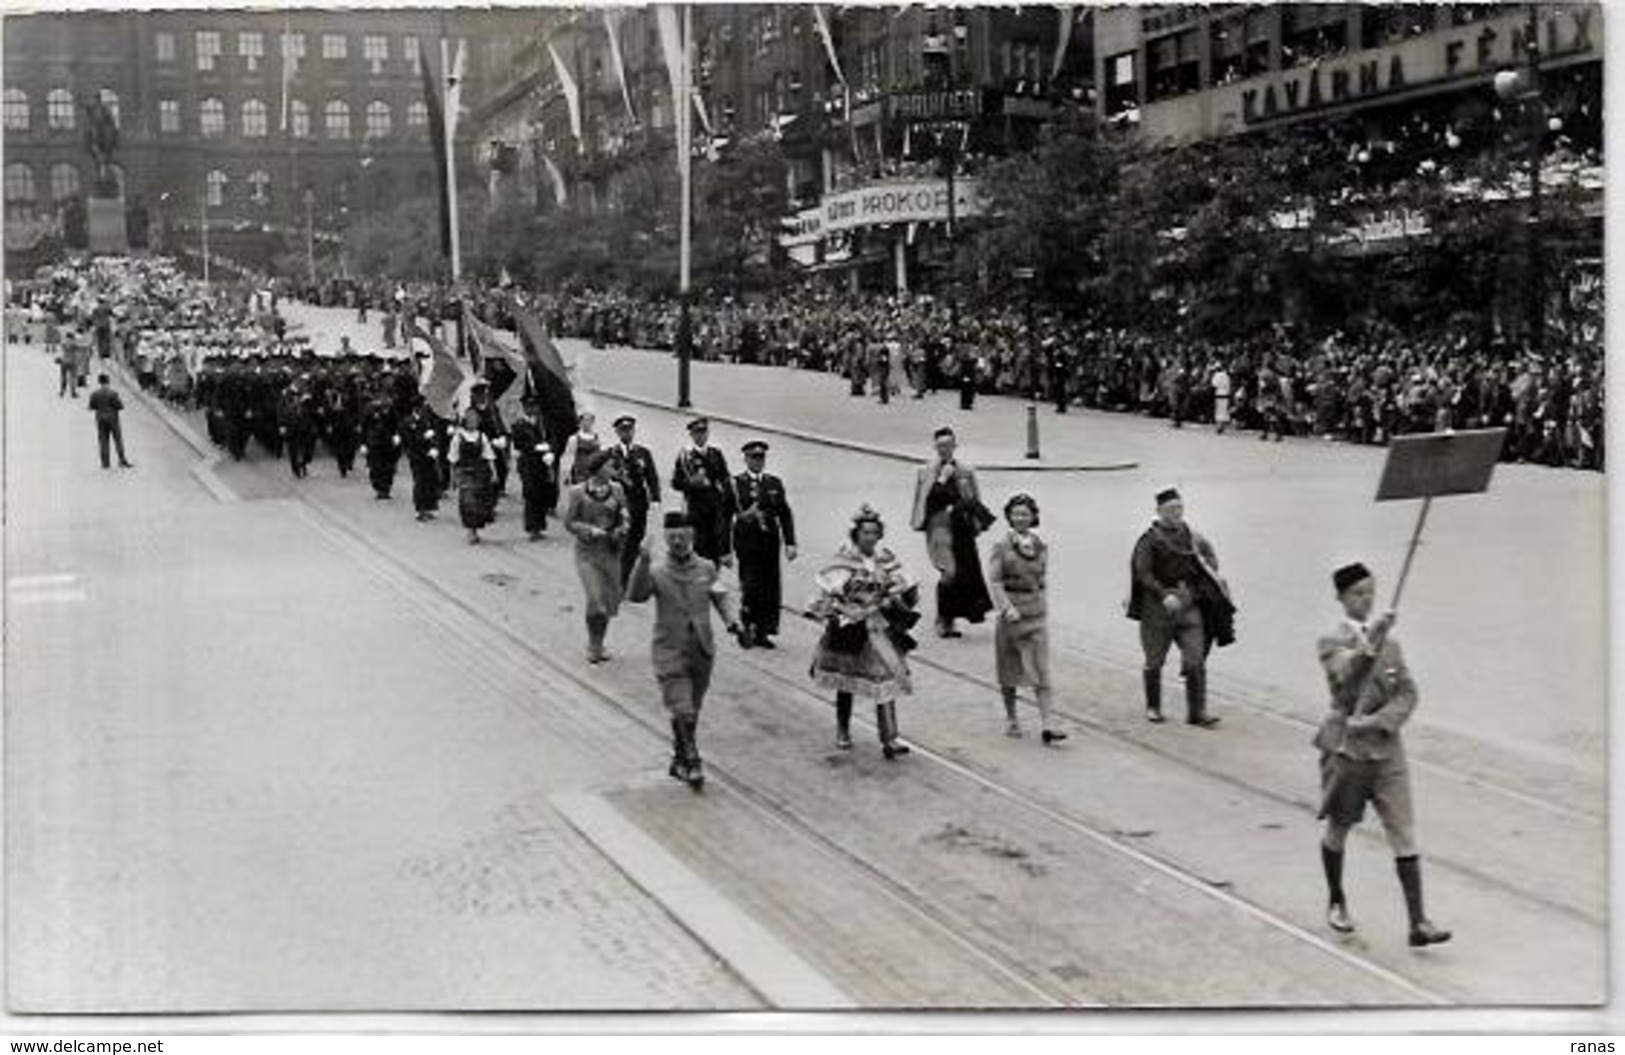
4;162;83;202
156;30;437;76
4;88;119;132
4;88;426;138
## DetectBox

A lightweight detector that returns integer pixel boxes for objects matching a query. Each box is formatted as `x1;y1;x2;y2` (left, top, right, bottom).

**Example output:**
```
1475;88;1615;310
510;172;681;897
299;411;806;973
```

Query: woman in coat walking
808;504;921;758
449;408;497;544
559;411;604;487
562;450;630;663
986;494;1066;744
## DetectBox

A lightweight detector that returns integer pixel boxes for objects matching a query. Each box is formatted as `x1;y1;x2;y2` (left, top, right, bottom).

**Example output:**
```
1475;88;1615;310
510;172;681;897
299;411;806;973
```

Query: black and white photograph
0;0;1612;1032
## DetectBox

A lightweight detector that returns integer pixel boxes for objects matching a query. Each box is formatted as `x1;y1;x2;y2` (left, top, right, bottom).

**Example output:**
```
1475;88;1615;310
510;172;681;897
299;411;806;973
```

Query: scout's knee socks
1184;667;1218;728
1396;855;1451;946
835;692;853;747
585;614;609;662
1322;843;1347;908
1143;669;1163;720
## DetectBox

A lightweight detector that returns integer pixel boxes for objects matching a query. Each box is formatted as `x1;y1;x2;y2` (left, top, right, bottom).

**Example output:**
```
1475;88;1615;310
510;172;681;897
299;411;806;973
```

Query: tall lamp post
676;3;694;409
1014;265;1040;459
1494;4;1548;357
303;186;316;287
199;180;210;288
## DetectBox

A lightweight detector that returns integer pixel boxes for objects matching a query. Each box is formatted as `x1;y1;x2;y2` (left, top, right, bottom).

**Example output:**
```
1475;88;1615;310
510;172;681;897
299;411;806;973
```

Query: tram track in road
276;481;1455;1007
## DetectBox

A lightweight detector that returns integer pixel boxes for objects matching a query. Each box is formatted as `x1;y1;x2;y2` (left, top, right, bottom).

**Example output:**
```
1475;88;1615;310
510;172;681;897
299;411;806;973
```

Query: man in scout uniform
731;440;798;648
1315;562;1451;947
1126;487;1232;727
670;417;736;566
627;511;743;791
608;414;662;585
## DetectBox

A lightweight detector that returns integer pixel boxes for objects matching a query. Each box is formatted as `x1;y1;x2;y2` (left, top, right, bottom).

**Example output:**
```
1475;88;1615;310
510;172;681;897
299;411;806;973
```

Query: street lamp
1493;4;1547;356
1013;265;1040;458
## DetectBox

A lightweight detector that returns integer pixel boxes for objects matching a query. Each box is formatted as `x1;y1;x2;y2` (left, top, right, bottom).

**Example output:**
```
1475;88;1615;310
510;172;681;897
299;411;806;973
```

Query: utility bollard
1025;403;1041;460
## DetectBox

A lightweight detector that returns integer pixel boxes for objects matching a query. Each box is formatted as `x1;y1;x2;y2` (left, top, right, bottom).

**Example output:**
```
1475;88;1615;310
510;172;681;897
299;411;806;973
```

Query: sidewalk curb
553;789;856;1010
111;361;239;503
591;387;1139;473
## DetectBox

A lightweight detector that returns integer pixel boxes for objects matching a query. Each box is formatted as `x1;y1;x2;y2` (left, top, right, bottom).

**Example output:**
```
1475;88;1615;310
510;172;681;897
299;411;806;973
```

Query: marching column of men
109;308;1450;948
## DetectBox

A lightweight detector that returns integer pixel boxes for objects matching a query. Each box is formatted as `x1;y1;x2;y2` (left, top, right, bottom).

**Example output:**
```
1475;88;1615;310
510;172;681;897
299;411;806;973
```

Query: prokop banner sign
781;179;987;246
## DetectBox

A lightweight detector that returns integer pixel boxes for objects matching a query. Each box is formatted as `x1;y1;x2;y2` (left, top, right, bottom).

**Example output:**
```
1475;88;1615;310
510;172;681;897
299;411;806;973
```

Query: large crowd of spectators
534;285;1605;471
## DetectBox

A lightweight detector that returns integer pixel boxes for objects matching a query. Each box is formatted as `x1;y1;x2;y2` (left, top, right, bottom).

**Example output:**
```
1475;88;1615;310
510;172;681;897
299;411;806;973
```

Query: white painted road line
9;587;88;605
7;573;79;589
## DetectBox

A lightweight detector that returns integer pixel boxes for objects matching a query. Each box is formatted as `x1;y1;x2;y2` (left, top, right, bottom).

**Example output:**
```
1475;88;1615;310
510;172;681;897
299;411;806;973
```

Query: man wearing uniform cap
731;440;798;648
608;414;662;585
670;417;736;567
1314;562;1450;947
509;396;557;539
1126;487;1233;727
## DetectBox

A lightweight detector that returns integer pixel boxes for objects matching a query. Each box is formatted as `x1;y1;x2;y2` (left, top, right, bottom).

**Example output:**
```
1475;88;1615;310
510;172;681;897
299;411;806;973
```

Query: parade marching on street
3;256;1606;1011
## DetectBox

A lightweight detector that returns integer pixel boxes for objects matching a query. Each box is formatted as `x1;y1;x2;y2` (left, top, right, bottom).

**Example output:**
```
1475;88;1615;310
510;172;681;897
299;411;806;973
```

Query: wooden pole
1390;494;1432;610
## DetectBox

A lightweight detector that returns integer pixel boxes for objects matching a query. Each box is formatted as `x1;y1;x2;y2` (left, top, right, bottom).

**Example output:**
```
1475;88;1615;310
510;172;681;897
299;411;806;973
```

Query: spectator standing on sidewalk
87;374;133;469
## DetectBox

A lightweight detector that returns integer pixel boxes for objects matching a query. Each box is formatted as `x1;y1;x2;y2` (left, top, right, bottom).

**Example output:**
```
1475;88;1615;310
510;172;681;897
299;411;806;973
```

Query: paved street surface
7;303;1607;1011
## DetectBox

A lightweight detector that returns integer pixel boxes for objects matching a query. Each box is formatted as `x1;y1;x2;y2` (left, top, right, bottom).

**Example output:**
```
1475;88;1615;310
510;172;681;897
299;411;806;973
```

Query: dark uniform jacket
730;471;796;549
1127;519;1236;646
610;442;662;513
671;445;737;559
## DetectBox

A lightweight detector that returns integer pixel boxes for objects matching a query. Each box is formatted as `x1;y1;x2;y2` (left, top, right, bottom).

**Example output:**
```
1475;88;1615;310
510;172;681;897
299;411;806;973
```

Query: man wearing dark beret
1314;562;1450;947
1126;488;1234;726
627;510;743;791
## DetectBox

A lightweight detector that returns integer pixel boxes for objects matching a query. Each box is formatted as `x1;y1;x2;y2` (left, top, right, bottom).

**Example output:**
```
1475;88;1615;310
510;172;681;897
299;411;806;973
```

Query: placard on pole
1373;428;1506;608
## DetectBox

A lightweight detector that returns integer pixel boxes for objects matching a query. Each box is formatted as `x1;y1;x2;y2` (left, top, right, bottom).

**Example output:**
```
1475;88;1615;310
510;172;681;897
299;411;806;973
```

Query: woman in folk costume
562;450;630;664
808;504;922;759
448;407;498;544
985;494;1067;745
910;426;994;637
559;411;604;487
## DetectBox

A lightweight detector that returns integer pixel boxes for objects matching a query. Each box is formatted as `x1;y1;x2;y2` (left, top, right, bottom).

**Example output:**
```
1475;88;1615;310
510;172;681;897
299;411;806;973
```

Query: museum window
324;99;350;139
406;100;427;129
290;99;311;138
155;32;176;63
205;169;228;207
98;89;119;127
404;36;421;75
49;163;80;202
196;30;221;72
363;35;388;75
239;32;264;72
200;97;225;137
4;89;29;131
46;89;75;131
241;98;268;138
322;34;347;62
365;100;390;139
282;32;306;74
249;170;270;204
4;164;36;217
159;99;180;134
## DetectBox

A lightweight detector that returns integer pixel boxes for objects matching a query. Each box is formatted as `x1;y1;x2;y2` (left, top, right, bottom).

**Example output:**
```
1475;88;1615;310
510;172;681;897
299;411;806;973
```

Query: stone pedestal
86;196;128;254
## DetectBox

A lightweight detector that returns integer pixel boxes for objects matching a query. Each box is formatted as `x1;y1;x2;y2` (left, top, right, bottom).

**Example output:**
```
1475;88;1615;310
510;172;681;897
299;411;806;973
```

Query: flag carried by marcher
512;304;578;453
412;323;467;420
467;313;530;425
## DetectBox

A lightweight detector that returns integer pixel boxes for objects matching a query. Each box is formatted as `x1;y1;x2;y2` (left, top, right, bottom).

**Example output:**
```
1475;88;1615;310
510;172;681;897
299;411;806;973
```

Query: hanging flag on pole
418;38;452;260
548;37;583;150
442;36;466;283
603;10;637;122
692;90;713;137
655;5;685;158
1052;6;1078;80
412;324;468;420
279;10;294;132
811;6;846;86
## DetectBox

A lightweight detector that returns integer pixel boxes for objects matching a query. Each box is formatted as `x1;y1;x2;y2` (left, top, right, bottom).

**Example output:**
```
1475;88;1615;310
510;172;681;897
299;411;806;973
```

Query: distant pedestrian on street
627;510;743;791
1314;562;1450;948
449;408;497;544
730;440;797;648
1126;488;1234;727
910;426;993;638
87;374;133;469
956;344;979;411
1211;361;1233;435
986;494;1065;744
563;450;629;664
808;504;920;756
